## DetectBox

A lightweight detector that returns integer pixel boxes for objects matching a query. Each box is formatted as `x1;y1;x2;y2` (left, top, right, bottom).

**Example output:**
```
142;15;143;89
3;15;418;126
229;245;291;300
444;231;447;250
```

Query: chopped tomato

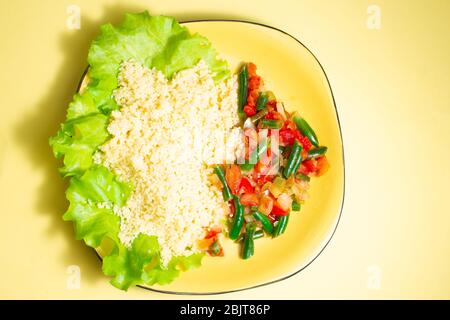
265;111;282;120
248;76;261;90
243;104;256;116
258;195;274;215
239;177;254;194
240;193;259;207
298;135;312;152
279;128;296;145
298;159;317;175
205;226;222;239
247;62;257;76
267;100;277;108
271;200;289;216
225;164;242;195
277;193;293;211
256;174;275;186
315;156;330;177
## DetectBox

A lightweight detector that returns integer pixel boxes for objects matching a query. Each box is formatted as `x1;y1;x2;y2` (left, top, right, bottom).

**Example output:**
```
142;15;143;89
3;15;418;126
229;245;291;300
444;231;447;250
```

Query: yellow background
0;0;449;299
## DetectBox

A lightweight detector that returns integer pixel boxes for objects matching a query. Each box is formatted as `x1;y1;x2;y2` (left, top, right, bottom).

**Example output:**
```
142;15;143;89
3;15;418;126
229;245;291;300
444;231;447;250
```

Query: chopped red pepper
271;201;289;216
205;226;222;239
299;159;317;175
243;104;257;116
240;193;259;207
239;177;254;194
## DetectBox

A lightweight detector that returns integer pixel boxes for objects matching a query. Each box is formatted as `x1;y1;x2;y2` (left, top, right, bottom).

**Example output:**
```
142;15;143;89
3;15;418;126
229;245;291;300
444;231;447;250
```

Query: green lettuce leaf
49;12;223;290
64;165;132;247
49;114;109;176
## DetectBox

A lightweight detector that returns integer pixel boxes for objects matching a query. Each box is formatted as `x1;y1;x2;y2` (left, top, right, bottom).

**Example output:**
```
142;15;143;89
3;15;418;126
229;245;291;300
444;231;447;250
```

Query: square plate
88;20;345;294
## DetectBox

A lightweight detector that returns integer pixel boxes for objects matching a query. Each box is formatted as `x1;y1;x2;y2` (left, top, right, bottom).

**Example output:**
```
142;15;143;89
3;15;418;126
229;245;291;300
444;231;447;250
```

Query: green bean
238;64;248;119
260;119;283;129
213;166;233;201
291;145;304;176
237;229;264;242
242;223;256;259
253;211;274;234
256;92;268;111
250;109;268;123
293;115;319;147
229;196;245;240
291;201;301;211
283;140;302;178
307;146;328;159
273;215;290;237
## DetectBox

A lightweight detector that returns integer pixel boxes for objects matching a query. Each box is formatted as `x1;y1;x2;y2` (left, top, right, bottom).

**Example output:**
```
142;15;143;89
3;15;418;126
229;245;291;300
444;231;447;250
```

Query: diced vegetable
198;237;215;250
238;64;248;118
229;196;245;240
293;115;319;147
291;145;304;176
261;119;283;129
266;91;276;101
243;105;257;116
277;193;293;212
213;165;233;201
225;164;242;195
251;109;268;123
271;200;289;216
242;223;256;259
273;215;289;237
307;146;328;159
258;194;274;215
256;92;268;111
315;156;330;177
253;211;274;234
238;177;254;194
283;140;302;178
291;201;301;211
237;229;264;242
269;176;286;198
296;173;310;182
208;239;223;256
240;193;259;207
240;163;255;171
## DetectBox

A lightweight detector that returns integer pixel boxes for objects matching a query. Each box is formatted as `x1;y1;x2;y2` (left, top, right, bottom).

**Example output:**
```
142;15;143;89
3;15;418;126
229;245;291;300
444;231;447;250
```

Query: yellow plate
85;20;344;294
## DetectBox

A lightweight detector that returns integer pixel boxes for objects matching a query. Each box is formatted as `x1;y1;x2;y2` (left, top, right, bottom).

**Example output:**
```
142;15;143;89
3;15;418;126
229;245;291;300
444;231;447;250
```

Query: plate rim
80;18;346;295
